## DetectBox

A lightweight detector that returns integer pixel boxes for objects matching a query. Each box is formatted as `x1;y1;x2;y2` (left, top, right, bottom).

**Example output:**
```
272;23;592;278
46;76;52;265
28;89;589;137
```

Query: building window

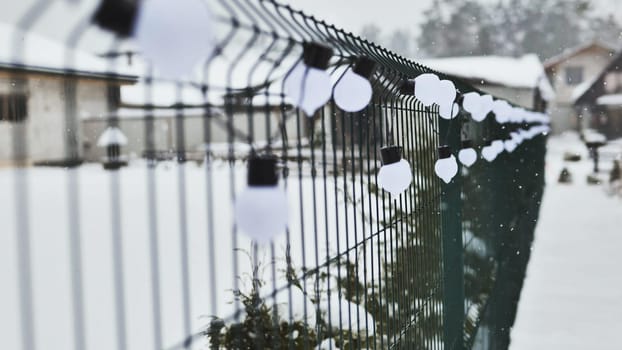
565;66;584;86
0;94;28;122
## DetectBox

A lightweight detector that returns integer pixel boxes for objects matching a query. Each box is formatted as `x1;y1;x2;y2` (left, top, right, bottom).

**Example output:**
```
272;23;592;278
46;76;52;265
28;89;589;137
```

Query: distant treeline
361;0;621;59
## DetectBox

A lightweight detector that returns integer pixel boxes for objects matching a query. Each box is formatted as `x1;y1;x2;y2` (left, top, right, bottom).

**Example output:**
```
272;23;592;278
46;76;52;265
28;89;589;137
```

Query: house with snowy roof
573;48;622;139
0;22;136;167
80;47;306;162
544;40;617;133
419;54;554;113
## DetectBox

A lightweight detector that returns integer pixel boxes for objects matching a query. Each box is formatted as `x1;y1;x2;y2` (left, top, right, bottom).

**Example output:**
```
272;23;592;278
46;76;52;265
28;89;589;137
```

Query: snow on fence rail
0;0;547;350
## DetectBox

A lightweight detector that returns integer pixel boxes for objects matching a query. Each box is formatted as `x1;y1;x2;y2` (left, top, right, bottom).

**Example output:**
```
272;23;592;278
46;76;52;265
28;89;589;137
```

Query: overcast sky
1;0;620;54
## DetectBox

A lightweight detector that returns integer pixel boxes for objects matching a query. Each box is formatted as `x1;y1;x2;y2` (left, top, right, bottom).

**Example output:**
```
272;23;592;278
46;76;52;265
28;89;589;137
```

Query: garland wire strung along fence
3;0;546;349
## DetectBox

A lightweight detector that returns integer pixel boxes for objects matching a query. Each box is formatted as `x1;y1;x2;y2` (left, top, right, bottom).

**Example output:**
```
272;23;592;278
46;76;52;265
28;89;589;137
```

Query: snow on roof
571;78;597;102
596;94;622;106
0;22;136;80
418;54;555;100
543;40;617;69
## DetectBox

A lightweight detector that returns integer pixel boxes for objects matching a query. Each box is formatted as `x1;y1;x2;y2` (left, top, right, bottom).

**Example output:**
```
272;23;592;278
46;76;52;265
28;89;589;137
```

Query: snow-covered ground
510;132;622;349
0;158;387;350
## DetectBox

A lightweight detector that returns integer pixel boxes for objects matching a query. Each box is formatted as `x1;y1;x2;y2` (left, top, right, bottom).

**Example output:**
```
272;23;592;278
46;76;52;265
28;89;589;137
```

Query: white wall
26;77;67;162
545;46;613;133
0;73;111;166
548;47;612;104
549;105;578;134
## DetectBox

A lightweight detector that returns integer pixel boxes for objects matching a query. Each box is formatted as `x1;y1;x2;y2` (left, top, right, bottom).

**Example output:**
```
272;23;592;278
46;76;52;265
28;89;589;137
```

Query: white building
544;41;617;133
0;22;135;167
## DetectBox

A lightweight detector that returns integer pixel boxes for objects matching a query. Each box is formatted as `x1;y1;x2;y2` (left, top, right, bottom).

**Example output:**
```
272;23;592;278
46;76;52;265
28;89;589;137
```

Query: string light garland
399;71;551;177
92;0;553;200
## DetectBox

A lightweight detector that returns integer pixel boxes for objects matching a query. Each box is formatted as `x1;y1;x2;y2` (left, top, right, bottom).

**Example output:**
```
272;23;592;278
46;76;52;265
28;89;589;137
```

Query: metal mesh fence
0;0;546;349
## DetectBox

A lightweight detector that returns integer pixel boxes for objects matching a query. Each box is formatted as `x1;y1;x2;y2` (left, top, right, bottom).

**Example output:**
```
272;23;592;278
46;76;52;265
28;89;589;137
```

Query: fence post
439;116;465;350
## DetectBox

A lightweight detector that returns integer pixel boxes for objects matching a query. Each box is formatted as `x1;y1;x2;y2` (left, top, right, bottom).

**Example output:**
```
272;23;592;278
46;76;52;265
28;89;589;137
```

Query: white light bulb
414;73;440;107
479;94;494;117
458;148;477;167
462;93;493;122
235;187;288;244
135;0;213;78
284;62;333;116
511;107;525;123
333;68;373;112
378;159;412;196
234;158;288;244
519;129;530;140
439;102;459;120
481;145;498;162
462;92;483;120
504;139;517;153
492;140;505;154
492;100;511;123
435;155;458;184
436;79;457;108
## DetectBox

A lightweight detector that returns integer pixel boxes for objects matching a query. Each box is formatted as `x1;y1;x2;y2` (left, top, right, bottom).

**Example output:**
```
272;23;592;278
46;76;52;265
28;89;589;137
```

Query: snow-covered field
7;133;613;350
510;132;622;349
0;160;387;350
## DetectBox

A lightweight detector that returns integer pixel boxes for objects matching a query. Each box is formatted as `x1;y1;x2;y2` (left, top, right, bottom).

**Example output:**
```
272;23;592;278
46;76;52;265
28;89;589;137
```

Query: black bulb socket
302;42;333;70
461;140;473;149
438;145;452;159
352;56;376;79
92;0;139;38
400;80;415;95
456;93;468;105
380;146;402;165
247;156;278;186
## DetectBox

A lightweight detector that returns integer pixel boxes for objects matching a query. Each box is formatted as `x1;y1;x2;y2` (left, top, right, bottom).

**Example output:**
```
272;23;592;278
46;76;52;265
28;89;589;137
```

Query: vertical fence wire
144;67;164;350
10;3;54;350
